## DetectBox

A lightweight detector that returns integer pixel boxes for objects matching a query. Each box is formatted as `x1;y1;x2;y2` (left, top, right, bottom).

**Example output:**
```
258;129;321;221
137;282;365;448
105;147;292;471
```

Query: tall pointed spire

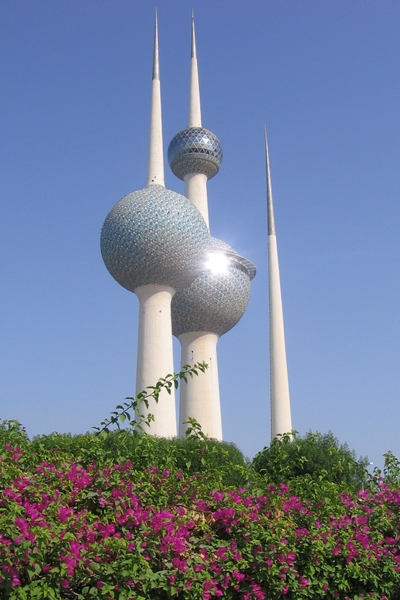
265;128;292;438
188;11;202;128
146;10;165;187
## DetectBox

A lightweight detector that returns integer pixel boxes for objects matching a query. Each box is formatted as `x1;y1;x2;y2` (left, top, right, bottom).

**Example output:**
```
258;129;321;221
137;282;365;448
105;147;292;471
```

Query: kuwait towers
100;12;292;440
168;16;255;439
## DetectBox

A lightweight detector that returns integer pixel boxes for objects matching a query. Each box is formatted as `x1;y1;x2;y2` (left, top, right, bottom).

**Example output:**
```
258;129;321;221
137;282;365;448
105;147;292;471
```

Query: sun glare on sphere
205;252;230;274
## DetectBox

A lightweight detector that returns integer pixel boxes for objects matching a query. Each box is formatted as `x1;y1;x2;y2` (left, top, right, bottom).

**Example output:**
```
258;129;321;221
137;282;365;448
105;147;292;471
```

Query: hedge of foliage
1;366;399;599
1;419;400;600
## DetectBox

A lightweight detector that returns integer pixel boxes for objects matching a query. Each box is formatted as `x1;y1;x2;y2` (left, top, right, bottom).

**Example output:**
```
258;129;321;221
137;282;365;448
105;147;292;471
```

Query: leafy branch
93;362;208;436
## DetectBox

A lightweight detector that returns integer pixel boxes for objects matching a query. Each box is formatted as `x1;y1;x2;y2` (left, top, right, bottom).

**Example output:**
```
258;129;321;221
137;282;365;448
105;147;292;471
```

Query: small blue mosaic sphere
171;238;253;338
100;185;210;293
168;127;223;180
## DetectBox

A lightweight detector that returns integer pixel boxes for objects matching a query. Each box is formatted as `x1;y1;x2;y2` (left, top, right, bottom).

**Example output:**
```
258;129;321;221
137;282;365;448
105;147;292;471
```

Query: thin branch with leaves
93;362;208;436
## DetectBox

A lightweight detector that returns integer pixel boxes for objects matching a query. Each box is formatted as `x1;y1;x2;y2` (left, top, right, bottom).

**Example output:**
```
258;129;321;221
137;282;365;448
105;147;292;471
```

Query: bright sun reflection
205;252;230;274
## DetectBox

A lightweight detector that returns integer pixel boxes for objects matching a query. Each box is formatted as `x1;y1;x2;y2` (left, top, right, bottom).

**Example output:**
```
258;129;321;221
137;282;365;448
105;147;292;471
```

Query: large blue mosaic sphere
100;185;210;292
168;127;223;180
172;238;254;337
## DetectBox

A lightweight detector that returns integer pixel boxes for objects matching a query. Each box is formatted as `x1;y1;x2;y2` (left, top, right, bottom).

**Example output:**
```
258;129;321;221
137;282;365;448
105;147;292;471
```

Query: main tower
168;16;256;439
100;14;210;436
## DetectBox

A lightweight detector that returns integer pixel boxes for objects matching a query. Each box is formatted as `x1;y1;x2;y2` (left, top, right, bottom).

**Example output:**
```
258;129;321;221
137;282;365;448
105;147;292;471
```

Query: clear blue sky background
1;1;399;469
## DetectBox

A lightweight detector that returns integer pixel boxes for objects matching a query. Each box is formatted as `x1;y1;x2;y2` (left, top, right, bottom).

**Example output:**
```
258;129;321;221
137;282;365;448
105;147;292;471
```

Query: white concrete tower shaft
178;332;222;439
178;15;222;440
265;130;292;438
136;13;176;436
183;14;210;229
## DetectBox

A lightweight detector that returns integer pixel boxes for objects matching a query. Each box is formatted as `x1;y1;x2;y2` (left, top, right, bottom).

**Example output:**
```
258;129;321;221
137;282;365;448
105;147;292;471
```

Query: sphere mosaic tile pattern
172;238;252;337
168;127;223;180
100;185;210;292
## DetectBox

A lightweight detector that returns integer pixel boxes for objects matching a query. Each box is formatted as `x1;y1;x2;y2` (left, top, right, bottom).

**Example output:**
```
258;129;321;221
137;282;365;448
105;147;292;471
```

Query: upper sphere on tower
100;185;210;292
168;127;223;180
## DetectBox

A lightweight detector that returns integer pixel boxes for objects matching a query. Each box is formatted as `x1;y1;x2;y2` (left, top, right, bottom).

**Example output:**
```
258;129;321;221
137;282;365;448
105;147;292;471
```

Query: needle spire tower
265;128;292;438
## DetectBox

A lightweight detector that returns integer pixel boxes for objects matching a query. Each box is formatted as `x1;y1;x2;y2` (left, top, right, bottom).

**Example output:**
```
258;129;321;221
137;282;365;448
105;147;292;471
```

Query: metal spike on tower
265;128;293;438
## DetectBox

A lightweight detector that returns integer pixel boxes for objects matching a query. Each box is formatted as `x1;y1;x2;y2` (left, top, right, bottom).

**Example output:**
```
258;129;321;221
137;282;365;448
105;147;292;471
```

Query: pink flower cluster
1;445;400;599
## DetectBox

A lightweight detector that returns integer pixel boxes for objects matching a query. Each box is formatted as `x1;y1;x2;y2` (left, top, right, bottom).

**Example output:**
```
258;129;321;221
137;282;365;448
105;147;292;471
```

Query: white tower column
178;332;222;439
135;285;176;436
184;173;209;229
265;130;292;438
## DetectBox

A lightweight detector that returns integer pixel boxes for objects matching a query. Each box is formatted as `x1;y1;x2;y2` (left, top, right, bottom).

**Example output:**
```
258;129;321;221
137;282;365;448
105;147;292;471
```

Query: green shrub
0;419;29;448
252;430;369;492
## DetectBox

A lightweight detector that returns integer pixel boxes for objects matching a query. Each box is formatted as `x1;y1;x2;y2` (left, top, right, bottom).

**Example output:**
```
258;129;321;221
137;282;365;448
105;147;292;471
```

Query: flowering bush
1;432;400;599
1;368;400;599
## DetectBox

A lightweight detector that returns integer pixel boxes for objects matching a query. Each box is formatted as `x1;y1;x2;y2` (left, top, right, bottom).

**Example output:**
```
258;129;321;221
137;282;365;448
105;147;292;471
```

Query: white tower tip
146;10;165;187
188;12;202;128
152;10;160;81
265;127;276;236
191;11;197;59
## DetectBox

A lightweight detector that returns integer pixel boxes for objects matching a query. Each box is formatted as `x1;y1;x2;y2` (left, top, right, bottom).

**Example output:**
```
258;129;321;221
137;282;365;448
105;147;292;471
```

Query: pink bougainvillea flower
232;569;245;582
58;506;73;523
213;490;225;502
300;577;309;588
172;556;188;572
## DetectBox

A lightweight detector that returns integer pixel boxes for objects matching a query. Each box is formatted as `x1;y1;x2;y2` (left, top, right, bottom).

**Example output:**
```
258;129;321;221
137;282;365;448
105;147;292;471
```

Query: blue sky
1;1;400;468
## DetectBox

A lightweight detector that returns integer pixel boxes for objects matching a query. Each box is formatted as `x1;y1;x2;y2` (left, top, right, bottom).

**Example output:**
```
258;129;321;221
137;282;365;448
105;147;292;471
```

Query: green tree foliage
252;430;370;492
0;419;29;448
372;450;400;490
